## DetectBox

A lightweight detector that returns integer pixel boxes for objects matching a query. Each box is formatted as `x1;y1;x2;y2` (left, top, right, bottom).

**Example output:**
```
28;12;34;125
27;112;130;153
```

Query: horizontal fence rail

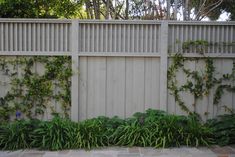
0;19;235;121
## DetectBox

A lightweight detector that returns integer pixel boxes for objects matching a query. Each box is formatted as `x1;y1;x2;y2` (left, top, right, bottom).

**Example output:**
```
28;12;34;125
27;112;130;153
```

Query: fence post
71;20;79;121
159;21;168;111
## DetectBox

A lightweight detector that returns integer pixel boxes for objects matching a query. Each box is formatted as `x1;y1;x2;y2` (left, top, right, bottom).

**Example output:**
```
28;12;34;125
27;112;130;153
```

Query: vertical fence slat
37;24;41;51
225;26;229;53
23;23;26;51
207;26;211;53
82;24;85;52
145;25;148;53
5;23;8;51
57;24;60;52
54;24;57;51
9;23;13;51
118;24;121;52
64;24;67;52
78;57;88;120
131;25;134;52
149;25;153;53
100;24;104;52
46;24;49;51
123;25;126;52
50;24;54;51
60;24;64;52
28;24;32;51
91;24;94;52
230;26;233;53
221;25;224;53
0;23;3;51
104;24;107;52
171;25;175;53
13;23;17;51
32;23;35;51
140;25;144;52
40;23;44;51
127;24;130;52
135;24;139;52
114;24;117;52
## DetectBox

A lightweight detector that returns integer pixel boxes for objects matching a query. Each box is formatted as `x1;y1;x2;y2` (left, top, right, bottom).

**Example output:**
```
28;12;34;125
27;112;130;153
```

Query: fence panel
78;56;161;120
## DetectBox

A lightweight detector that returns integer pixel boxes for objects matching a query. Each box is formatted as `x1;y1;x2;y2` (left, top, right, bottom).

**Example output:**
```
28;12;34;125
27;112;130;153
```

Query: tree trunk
183;0;190;20
93;0;100;19
125;0;129;19
167;0;171;19
174;0;178;20
106;0;110;19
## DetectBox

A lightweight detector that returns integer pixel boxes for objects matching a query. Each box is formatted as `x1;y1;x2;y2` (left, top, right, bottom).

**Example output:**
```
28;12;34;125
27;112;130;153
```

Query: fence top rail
0;19;234;25
0;19;162;25
0;18;235;25
0;18;72;23
78;20;162;24
168;21;235;25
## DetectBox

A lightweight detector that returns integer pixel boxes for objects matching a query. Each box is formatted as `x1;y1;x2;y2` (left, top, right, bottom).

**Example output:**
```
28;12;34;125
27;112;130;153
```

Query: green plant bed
0;109;225;151
206;114;235;146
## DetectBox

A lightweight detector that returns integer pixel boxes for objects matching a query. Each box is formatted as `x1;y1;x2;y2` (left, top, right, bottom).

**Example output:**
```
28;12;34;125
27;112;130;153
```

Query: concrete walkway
0;146;235;157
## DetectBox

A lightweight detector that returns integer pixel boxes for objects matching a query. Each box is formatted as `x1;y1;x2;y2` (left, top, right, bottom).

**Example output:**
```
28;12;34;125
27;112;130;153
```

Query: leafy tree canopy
0;0;234;21
0;0;83;18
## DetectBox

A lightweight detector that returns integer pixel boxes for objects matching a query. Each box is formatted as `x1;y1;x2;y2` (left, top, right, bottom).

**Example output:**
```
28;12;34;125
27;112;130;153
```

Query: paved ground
0;146;235;157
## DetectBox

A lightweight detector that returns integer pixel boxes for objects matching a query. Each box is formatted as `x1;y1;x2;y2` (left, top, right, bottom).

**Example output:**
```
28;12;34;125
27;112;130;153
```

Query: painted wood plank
195;59;208;120
79;57;88;120
144;57;160;110
212;59;222;117
0;56;7;99
220;59;233;115
175;63;186;115
125;57;145;117
106;57;125;118
207;59;216;119
183;60;196;114
167;59;176;114
133;57;145;113
87;57;106;118
34;60;49;120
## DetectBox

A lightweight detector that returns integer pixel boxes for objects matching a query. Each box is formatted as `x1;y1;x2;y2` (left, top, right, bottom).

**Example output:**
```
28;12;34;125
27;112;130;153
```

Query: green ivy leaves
0;56;72;121
168;49;235;117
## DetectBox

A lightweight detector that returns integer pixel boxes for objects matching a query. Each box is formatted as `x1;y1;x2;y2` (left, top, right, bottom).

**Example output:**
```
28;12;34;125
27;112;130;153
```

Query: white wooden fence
0;19;234;121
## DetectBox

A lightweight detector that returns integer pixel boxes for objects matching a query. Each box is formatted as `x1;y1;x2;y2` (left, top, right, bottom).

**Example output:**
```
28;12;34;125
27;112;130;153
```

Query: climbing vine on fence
168;40;235;117
0;56;72;121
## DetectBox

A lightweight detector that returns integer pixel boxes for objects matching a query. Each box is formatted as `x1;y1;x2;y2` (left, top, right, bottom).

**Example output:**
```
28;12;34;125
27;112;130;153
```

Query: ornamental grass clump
0;119;39;150
206;114;235;146
111;109;213;148
30;116;78;150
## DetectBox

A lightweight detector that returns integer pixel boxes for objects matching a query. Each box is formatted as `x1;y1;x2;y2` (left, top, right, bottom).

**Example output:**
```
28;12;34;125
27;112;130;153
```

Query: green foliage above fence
0;56;72;121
